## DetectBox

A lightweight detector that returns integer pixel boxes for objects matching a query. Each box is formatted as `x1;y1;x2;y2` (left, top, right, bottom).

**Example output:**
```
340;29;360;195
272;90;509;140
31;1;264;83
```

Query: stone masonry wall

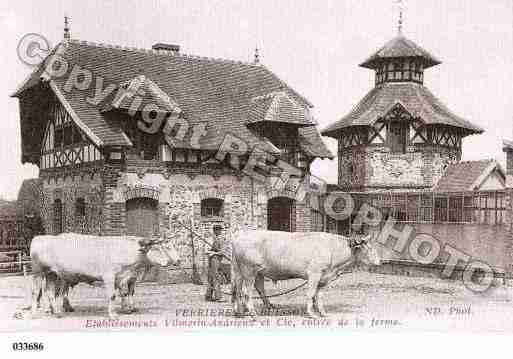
39;160;317;284
40;170;104;235
338;145;460;190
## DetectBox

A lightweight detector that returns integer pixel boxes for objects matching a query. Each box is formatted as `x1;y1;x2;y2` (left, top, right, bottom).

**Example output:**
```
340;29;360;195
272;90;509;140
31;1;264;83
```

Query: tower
322;33;483;191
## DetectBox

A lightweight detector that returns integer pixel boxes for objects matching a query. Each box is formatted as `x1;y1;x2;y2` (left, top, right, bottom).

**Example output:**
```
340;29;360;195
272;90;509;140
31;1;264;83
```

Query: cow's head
352;235;381;267
140;239;181;267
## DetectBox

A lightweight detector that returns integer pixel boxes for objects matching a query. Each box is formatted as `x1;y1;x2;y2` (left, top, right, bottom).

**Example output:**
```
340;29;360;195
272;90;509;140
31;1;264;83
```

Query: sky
0;0;512;200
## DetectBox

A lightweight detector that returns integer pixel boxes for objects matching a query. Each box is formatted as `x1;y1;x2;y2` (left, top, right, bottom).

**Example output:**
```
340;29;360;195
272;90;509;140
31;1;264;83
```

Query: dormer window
388;121;409;153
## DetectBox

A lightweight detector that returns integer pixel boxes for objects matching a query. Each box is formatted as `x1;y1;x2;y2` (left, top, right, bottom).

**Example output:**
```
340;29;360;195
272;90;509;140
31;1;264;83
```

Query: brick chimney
152;43;180;55
503;139;513;188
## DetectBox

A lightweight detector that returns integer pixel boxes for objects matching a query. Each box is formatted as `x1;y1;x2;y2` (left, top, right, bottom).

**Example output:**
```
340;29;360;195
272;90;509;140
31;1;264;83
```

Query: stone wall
338;144;460;190
40;171;104;235
163;174;312;283
38;159;317;283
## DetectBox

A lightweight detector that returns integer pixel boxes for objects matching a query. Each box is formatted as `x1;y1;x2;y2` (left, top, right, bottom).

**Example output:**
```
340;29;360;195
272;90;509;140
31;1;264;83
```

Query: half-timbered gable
40;100;103;170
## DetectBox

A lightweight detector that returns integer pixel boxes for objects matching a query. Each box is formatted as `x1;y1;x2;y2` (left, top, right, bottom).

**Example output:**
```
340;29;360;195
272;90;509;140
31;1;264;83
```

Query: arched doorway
267;197;295;232
126;198;159;237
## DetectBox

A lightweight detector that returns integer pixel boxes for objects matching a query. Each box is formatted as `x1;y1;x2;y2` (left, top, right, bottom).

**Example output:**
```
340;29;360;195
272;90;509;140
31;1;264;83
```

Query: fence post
18;251;22;272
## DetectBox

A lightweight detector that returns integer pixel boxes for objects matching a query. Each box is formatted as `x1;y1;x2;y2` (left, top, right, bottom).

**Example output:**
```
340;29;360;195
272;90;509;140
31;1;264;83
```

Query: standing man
205;225;223;302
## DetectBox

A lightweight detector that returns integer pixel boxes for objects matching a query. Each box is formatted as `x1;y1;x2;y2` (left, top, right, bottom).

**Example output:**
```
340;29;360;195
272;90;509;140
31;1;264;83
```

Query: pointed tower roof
359;34;441;70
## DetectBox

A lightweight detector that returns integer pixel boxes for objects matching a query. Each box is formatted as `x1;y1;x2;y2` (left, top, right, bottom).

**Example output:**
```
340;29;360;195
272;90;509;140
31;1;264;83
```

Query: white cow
30;234;181;318
231;231;381;318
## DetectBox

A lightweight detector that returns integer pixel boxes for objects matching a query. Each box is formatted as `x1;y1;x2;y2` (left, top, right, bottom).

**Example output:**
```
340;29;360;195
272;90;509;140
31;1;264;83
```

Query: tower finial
64;14;70;40
396;0;404;35
254;46;260;64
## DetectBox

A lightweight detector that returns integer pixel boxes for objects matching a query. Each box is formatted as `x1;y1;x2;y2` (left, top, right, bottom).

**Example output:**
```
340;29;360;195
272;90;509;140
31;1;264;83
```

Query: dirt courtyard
2;270;513;332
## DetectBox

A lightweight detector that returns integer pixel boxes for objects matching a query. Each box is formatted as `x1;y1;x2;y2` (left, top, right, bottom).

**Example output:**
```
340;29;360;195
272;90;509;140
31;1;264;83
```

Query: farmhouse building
11;28;332;278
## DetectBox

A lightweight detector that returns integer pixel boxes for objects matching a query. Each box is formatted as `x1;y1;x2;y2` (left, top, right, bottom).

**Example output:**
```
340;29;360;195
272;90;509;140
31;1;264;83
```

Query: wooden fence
351;190;508;225
0;250;31;275
312;189;509;235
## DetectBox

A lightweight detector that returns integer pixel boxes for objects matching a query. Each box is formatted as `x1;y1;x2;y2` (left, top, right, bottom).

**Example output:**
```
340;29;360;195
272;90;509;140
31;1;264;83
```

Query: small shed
433;159;506;192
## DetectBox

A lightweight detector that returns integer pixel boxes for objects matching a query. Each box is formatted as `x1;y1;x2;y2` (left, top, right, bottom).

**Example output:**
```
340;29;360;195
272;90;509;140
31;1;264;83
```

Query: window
375;60;425;85
201;198;224;218
54;127;63;148
54;199;63;234
388;121;409;153
124;117;160;160
75;198;86;217
63;125;73;146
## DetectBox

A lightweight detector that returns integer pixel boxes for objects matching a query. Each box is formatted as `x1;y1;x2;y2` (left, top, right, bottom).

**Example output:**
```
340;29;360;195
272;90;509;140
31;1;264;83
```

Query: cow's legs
105;275;118;319
127;279;137;313
120;295;129;313
313;286;327;317
239;271;257;317
63;296;74;312
30;273;43;317
254;273;273;310
231;259;245;317
306;272;322;318
45;274;63;318
62;283;74;313
119;277;137;314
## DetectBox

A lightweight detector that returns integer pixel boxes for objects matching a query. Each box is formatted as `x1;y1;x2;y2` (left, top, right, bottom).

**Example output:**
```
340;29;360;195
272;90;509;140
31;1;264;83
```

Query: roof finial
254;46;260;64
64;14;70;40
396;0;404;35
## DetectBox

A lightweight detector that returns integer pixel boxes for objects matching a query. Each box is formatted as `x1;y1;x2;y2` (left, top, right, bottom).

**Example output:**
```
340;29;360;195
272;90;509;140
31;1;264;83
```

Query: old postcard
1;0;513;347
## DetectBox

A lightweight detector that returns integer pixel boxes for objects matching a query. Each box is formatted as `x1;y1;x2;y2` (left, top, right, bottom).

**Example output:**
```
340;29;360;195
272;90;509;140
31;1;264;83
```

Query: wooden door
126;198;159;237
267;197;295;232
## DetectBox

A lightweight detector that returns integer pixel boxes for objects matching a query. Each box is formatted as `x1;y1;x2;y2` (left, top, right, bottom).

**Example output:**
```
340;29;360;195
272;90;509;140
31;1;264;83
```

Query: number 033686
12;342;44;351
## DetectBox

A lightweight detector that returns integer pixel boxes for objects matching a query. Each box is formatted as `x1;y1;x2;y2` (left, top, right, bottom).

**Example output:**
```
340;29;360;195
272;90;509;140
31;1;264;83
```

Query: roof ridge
68;38;258;67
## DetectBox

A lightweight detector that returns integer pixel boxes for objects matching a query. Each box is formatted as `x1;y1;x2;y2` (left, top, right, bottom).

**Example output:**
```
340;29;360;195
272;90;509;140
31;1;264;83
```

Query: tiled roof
13;40;332;159
433;160;504;192
322;82;484;137
360;35;441;69
248;91;315;127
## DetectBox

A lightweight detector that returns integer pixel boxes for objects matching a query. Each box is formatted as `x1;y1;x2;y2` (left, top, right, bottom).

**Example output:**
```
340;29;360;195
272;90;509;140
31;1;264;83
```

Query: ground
1;270;513;332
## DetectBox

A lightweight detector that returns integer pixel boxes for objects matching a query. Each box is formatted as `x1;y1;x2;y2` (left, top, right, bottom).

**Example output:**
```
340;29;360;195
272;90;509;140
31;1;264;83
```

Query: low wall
370;223;511;280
